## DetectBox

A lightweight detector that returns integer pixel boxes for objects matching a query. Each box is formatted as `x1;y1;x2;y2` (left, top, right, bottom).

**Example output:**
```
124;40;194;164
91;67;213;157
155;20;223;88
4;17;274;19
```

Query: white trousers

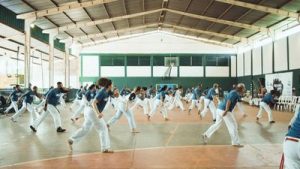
107;107;137;130
283;137;300;169
257;102;273;121
32;104;62;129
198;96;205;111
5;100;18;113
70;106;110;151
200;99;216;120
12;101;38;124
204;109;240;145
139;98;149;115
71;98;81;109
189;100;199;110
71;100;85;119
174;98;184;111
149;99;168;118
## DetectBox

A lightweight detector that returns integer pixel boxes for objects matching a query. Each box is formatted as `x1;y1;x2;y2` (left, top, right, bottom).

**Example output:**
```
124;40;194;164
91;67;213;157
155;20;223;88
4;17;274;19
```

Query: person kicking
256;90;276;123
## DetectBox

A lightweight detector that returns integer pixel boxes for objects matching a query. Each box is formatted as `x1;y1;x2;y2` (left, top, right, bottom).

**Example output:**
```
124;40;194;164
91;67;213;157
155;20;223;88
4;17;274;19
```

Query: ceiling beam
43;8;163;33
165;8;269;32
17;0;118;20
163;23;248;42
61;23;158;42
215;0;299;20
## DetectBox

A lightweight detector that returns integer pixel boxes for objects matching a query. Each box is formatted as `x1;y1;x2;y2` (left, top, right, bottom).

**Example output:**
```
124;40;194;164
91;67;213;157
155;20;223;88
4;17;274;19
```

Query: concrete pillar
48;32;57;87
24;18;35;88
64;42;71;87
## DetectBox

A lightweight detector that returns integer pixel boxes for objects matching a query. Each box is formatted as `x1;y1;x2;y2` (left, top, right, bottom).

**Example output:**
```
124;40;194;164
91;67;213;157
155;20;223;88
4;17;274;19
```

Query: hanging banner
265;72;293;96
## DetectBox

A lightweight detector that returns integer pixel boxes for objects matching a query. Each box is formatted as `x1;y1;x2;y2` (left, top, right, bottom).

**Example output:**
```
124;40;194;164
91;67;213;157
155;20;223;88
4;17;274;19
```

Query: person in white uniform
4;85;22;114
131;87;150;115
30;82;69;133
107;87;141;133
147;85;168;121
68;78;113;153
256;90;276;123
173;86;185;111
188;84;202;114
282;106;300;168
202;83;245;147
11;86;42;124
200;83;219;122
70;85;86;111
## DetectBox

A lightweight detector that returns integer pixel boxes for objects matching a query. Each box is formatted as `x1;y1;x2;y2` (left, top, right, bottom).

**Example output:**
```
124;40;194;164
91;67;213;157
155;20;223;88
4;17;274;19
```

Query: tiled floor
0;102;293;169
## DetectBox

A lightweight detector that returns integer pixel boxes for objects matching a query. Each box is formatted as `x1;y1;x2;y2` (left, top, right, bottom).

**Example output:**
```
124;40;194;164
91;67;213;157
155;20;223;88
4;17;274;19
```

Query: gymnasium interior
0;0;300;168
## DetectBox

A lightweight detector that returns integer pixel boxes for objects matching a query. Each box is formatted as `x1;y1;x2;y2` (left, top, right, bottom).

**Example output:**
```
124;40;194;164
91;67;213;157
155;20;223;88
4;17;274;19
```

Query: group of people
2;79;299;168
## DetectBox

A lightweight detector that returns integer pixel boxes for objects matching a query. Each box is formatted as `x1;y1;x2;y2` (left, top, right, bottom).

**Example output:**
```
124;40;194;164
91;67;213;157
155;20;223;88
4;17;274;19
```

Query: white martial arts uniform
257;102;273;122
4;90;21;113
200;88;217;120
70;88;111;151
71;97;86;120
283;106;300;169
148;91;168;119
107;94;137;130
174;90;184;111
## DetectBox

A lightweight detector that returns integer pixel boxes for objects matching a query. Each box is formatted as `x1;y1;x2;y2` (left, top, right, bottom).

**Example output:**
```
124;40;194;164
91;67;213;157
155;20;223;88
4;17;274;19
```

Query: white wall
206;66;229;77
244;50;251;76
252;47;262;75
263;43;273;74
101;66;125;77
81;32;235;54
82;56;99;77
153;66;178;77
127;66;151;77
274;38;288;72
289;31;300;70
231;56;236;77
180;66;204;77
237;53;244;77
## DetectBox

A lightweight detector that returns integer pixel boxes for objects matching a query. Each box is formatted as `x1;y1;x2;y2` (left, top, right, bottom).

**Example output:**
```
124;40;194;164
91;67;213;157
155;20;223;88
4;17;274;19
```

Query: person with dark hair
4;85;22;114
188;84;202;114
68;84;98;151
173;86;185;111
131;87;150;115
34;86;54;113
107;87;141;133
147;85;168;121
200;83;219;122
202;83;246;147
256;90;276;123
10;86;42;123
30;82;69;133
69;79;113;153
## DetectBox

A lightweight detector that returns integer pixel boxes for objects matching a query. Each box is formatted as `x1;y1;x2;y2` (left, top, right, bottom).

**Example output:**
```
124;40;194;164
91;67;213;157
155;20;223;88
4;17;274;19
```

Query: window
180;56;191;66
101;55;125;66
217;56;229;66
192;56;202;66
127;56;151;66
153;56;164;66
113;56;125;66
206;56;217;66
101;56;113;66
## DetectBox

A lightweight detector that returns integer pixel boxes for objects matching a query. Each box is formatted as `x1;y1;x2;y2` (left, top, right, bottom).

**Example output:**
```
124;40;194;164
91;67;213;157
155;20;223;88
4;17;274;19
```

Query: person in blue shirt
256;90;276;123
68;78;113;153
202;83;246;147
10;86;42;124
147;85;168;121
70;86;85;111
200;83;219;122
34;86;54;113
4;85;22;114
283;108;300;168
30;82;69;133
188;84;202;114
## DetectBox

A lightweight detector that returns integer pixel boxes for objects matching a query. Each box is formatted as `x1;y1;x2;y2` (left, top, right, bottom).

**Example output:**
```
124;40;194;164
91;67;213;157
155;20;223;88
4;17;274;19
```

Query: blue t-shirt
287;111;300;139
95;88;109;112
85;90;96;102
46;88;62;106
76;89;84;100
218;90;240;112
262;93;274;104
205;88;216;100
23;90;36;104
11;90;21;102
44;88;53;97
191;88;201;100
156;90;166;101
